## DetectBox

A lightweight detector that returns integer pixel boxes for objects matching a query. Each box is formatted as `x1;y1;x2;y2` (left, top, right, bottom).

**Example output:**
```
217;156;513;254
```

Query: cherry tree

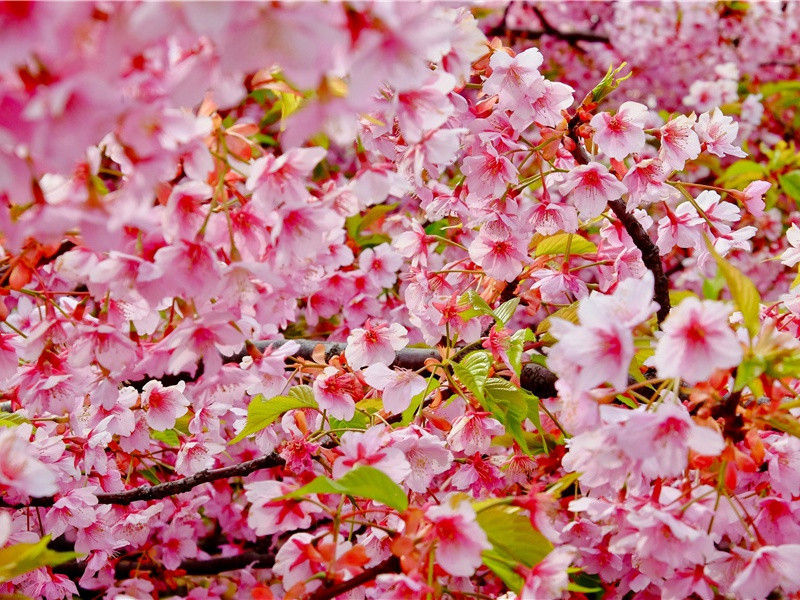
2;2;800;600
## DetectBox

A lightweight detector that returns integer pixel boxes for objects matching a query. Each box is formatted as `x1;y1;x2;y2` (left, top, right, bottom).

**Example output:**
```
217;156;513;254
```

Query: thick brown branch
0;454;282;509
308;555;401;600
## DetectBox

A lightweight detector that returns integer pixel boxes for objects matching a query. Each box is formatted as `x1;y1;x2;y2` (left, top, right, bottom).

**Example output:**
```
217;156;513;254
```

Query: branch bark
567;114;671;323
485;3;610;48
308;555;401;600
0;454;283;509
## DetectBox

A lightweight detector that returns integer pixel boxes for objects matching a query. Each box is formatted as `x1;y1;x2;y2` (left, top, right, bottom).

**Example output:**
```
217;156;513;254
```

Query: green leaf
482;548;525;591
766;414;800;439
494;298;520;327
484;378;531;454
451;351;491;402
733;355;766;392
779;170;800;204
506;328;534;378
230;385;318;444
283;466;408;512
535;233;597;257
536;302;579;336
398;375;440;426
760;80;800;96
475;504;553;568
458;290;495;321
717;159;766;189
0;537;79;583
590;62;631;103
151;429;180;447
704;237;761;338
0;413;28;428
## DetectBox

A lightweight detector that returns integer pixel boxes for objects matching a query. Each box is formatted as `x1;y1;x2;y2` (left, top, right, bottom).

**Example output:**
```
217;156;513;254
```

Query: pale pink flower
781;224;800;267
520;546;575;600
530;269;589;304
345;320;408;370
656;202;705;254
425;498;491;577
362;363;427;415
694;108;746;159
141;380;190;431
558;162;627;220
468;220;528;282
332;426;411;483
653;298;743;384
312;366;360;421
0;427;57;497
162;312;245;377
730;545;800;600
0;333;18;383
244;480;322;536
447;412;504;455
531;202;579;235
358;243;403;289
516;80;573;130
158;521;198;570
740;180;771;217
174;439;224;476
483;48;545;107
391;427;452;493
246;146;326;205
461;145;517;200
659;114;701;171
590;101;649;160
622;398;725;478
45;488;99;539
162;180;212;243
623;157;679;208
766;434;800;497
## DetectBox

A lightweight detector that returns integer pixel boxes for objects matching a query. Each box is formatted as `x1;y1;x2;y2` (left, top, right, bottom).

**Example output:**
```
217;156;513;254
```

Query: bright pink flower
163;180;212;243
362;363;427;415
158;521;198;570
520;546;575;600
531;202;579;235
0;333;19;383
246;146;326;205
694;108;746;159
623;157;678;208
425;497;490;577
0;428;57;498
312;366;360;421
766;434;800;497
530;268;589;304
730;545;800;600
653;297;743;384
45;488;99;539
558;162;627;220
141;380;190;431
394;72;456;143
67;323;138;374
659;114;701;171
590;101;649;160
656;202;705;254
622;398;725;478
345;320;408;370
174;439;224;476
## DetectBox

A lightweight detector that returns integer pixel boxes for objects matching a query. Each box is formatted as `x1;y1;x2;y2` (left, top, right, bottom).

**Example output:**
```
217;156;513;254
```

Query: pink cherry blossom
653;297;743;384
520;546;575;600
729;545;800;600
694;108;746;159
590;101;648;160
740;180;771;217
362;363;427;415
345;320;408;370
0;427;57;498
425;497;491;577
468;219;528;282
558;162;628;220
659;114;701;171
141;380;190;431
312;366;360;421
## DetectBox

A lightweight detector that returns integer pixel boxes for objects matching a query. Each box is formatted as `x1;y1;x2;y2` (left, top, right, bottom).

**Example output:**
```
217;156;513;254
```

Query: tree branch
0;454;283;509
567;114;671;323
52;550;274;580
485;3;610;48
308;555;401;600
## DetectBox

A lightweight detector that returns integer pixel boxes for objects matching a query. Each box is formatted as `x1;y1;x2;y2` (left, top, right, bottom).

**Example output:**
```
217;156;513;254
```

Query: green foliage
459;290;519;328
451;351;491;402
230;385;317;444
779;170;800;205
705;237;761;338
0;537;79;583
281;466;408;512
534;232;597;258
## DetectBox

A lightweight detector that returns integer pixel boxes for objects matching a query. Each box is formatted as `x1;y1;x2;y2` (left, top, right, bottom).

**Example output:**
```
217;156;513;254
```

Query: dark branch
52;550;274;580
567;114;671;324
485;3;610;47
308;555;401;600
0;454;282;509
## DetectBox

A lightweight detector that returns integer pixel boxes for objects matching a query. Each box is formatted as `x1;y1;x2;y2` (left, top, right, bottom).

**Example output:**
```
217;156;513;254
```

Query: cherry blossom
590;101;648;160
425;497;491;577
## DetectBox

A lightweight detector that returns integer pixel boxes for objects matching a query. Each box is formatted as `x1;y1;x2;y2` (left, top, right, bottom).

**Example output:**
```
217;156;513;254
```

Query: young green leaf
534;232;597;257
0;537;80;583
282;466;408;512
452;351;491;402
230;385;318;444
705;237;761;338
